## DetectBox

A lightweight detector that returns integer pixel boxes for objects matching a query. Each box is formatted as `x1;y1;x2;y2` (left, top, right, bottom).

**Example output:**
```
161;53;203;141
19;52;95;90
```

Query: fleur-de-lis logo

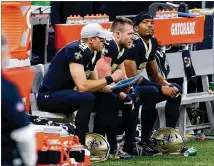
102;48;108;55
75;51;83;60
87;137;99;150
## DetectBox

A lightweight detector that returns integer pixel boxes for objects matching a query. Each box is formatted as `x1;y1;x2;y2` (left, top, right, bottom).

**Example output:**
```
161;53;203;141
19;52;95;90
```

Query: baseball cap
134;12;153;26
81;23;113;39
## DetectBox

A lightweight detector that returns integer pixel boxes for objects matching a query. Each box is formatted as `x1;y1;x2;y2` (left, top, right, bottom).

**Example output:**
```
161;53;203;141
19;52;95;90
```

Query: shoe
180;147;189;153
138;141;158;156
109;149;133;160
135;136;141;143
123;143;146;156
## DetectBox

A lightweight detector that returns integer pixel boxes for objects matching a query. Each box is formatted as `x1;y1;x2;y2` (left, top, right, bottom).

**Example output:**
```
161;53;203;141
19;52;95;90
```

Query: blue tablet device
111;74;143;91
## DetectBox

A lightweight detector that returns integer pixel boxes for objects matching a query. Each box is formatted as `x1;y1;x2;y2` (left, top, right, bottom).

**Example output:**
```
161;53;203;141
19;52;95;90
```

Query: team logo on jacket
102;48;108;55
75;51;83;60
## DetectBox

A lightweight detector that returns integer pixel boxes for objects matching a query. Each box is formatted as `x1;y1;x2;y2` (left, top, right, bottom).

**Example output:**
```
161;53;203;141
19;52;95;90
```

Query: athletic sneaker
138;141;158;156
123;142;146;156
180;147;189;153
109;149;133;160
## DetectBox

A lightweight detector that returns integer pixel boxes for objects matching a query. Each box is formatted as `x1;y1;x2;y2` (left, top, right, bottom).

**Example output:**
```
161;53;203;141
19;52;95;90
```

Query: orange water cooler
55;17;204;48
55;23;112;51
2;1;34;114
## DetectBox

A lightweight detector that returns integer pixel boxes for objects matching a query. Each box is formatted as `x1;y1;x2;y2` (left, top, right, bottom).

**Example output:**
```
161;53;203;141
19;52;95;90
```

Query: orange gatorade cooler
2;1;34;114
1;1;32;60
3;67;34;114
154;16;204;45
55;23;112;51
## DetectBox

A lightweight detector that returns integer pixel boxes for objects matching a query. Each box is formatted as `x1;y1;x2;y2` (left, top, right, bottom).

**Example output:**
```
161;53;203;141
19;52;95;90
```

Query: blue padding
111;74;142;91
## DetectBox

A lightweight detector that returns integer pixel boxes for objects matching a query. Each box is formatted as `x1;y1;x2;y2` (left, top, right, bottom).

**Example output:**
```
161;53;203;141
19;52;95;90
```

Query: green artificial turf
92;140;214;166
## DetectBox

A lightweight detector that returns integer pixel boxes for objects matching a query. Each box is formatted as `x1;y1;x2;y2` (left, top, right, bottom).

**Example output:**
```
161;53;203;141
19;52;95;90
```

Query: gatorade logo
171;22;196;35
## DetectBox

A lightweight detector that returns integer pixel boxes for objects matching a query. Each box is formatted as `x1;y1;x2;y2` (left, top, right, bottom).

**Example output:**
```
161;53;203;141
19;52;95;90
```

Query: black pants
122;83;182;144
37;90;95;145
93;92;121;152
120;103;139;143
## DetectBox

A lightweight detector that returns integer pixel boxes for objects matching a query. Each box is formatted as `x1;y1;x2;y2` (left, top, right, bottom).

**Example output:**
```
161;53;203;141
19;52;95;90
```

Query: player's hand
111;69;125;82
104;85;113;93
161;86;179;98
172;86;181;97
123;94;133;105
124;85;132;93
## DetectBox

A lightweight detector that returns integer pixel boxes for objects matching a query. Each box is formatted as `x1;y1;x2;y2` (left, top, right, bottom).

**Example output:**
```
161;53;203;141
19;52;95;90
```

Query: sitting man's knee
150;86;160;94
136;86;160;95
84;92;95;102
102;93;120;103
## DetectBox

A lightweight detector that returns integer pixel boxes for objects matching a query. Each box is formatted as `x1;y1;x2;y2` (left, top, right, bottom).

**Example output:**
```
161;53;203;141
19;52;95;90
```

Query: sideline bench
31;49;214;138
149;49;214;137
30;64;70;119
